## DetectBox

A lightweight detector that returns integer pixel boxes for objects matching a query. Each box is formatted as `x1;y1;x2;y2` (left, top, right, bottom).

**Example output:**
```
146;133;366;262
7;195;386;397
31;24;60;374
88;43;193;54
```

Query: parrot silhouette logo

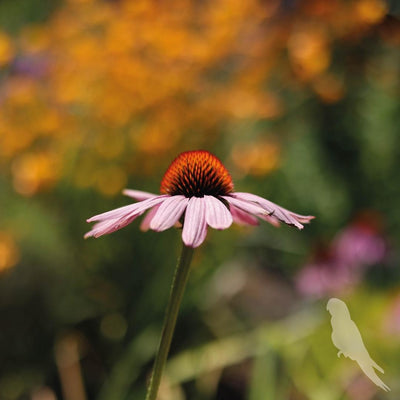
327;298;390;392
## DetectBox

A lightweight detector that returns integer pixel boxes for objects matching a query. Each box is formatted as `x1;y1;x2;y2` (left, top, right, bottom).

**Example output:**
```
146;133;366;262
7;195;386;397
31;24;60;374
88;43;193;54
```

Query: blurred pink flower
296;257;359;298
85;150;314;248
334;217;387;268
296;212;387;298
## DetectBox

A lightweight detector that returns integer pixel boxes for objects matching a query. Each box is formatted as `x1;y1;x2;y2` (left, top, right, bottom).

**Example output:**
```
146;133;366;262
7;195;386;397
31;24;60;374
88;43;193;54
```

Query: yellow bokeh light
0;0;392;195
313;74;345;103
288;25;331;79
11;152;60;196
0;232;19;272
355;0;387;25
231;141;280;176
96;166;127;196
0;31;14;66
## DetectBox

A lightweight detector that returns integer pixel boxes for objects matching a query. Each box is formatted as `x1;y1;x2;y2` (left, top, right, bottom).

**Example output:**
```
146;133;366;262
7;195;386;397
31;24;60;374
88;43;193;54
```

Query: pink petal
122;189;157;201
150;196;189;231
204;195;233;229
182;197;208;248
85;212;139;238
85;196;168;238
140;205;160;231
85;221;110;238
292;214;315;223
230;205;259;226
259;214;281;227
87;203;140;223
232;192;314;229
222;196;268;218
87;195;167;222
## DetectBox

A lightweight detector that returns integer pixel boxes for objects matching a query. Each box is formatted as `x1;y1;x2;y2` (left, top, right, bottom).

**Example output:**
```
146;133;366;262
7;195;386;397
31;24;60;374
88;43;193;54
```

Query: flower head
85;150;314;247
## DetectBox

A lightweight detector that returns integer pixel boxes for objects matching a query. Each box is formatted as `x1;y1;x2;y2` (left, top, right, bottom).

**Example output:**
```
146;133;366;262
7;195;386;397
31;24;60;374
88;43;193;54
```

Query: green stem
145;244;194;400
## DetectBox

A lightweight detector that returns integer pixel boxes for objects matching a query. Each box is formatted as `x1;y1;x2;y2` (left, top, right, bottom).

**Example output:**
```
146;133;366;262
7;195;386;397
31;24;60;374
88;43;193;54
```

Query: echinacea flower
85;150;314;247
86;150;314;400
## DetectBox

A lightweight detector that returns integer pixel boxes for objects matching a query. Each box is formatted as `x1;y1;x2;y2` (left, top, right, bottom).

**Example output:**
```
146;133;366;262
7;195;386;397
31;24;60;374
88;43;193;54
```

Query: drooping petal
204;195;233;230
150;196;189;232
231;192;314;229
85;220;112;238
222;196;268;218
140;205;160;232
122;189;157;201
87;203;140;223
227;199;281;227
230;205;259;226
85;196;169;238
87;195;168;222
85;212;139;238
182;197;207;248
258;214;281;227
290;213;315;223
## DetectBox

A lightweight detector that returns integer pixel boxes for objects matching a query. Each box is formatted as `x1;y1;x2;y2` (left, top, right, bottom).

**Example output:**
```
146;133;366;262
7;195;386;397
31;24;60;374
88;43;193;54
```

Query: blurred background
0;0;400;399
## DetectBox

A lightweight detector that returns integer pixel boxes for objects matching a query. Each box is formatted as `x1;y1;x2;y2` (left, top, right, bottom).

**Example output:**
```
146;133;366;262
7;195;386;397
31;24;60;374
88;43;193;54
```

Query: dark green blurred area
0;0;60;33
1;1;400;399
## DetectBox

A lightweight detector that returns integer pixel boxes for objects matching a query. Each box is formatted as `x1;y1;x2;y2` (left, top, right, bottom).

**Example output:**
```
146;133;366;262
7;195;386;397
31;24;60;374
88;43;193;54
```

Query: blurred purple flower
334;218;387;268
296;212;387;298
296;251;359;298
12;54;50;78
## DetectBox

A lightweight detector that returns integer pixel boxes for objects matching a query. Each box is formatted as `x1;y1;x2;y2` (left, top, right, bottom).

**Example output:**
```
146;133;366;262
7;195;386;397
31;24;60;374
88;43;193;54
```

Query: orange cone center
160;150;234;197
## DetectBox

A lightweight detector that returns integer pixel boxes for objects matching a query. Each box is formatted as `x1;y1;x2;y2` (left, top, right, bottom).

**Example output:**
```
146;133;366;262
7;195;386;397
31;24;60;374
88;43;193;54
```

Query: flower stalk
145;244;194;400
